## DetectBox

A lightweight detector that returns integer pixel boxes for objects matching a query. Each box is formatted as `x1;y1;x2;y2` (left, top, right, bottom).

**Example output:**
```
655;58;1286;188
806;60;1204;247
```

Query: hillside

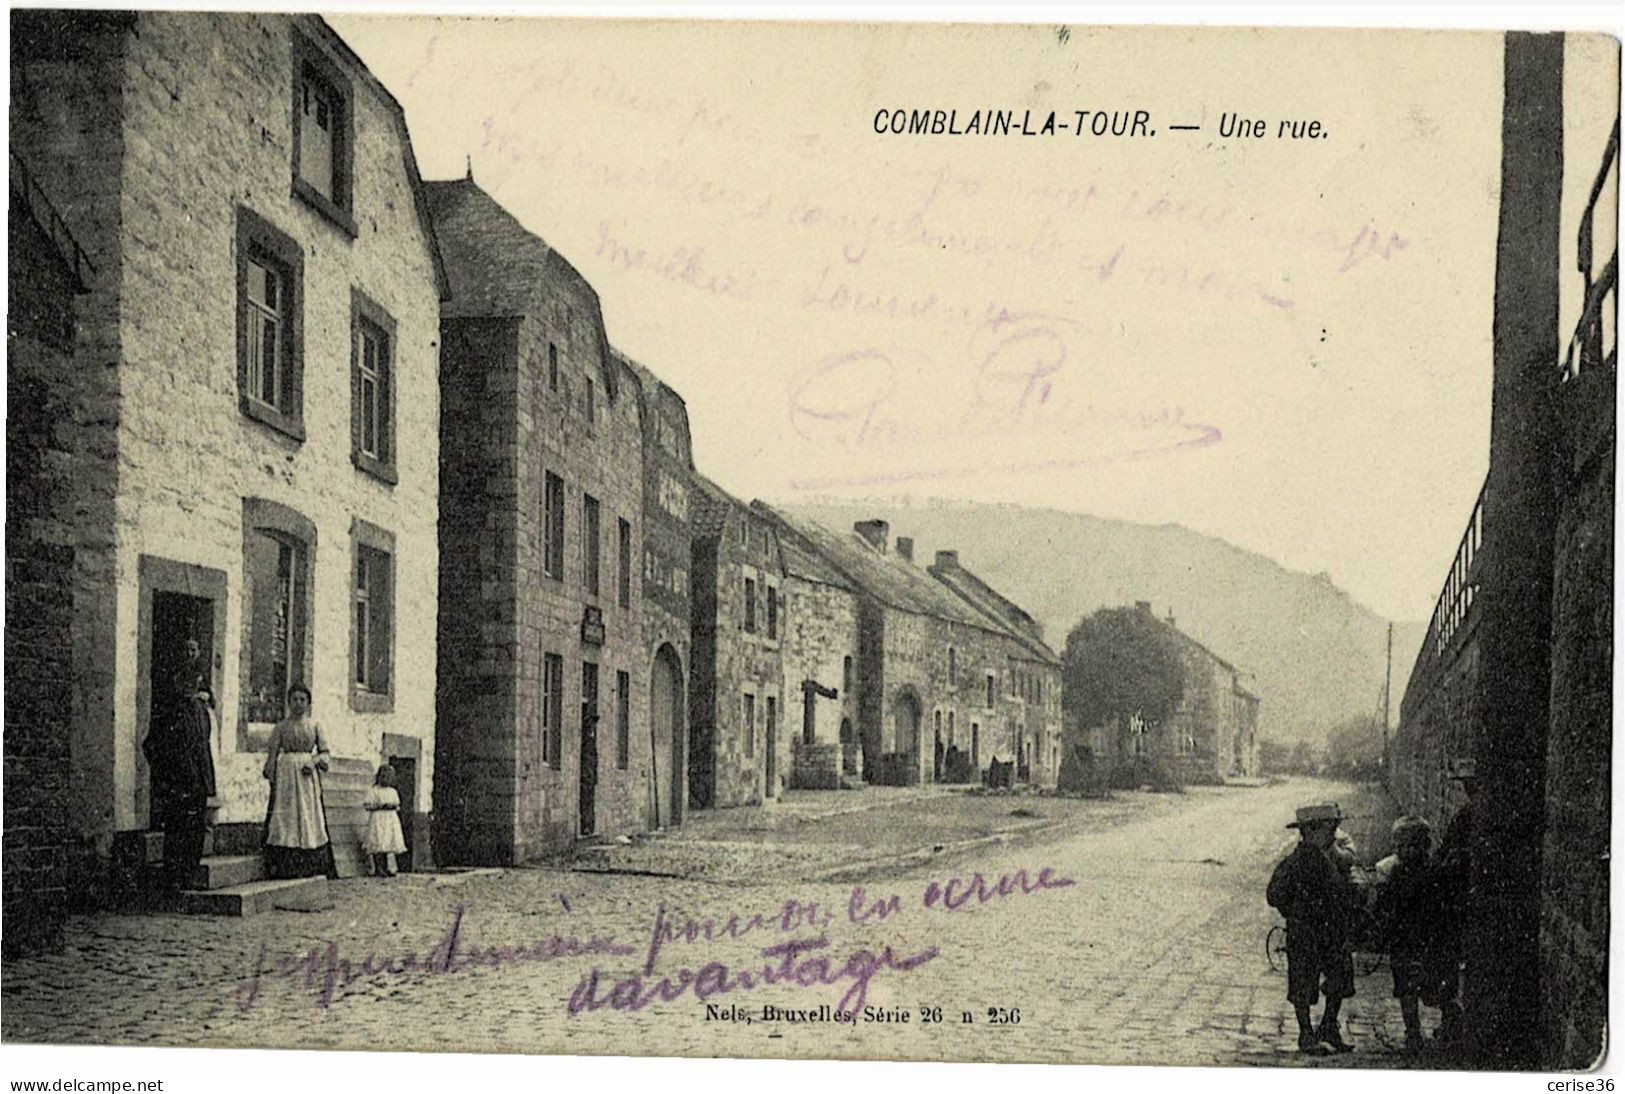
779;498;1427;748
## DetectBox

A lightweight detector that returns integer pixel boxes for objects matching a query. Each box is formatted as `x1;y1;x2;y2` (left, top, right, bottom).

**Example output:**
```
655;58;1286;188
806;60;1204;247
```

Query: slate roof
758;506;1022;640
614;347;695;471
424;177;615;397
689;473;737;540
929;563;1060;666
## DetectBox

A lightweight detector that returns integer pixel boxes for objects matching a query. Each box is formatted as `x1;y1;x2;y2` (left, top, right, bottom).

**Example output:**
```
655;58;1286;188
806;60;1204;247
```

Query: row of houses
6;11;1065;939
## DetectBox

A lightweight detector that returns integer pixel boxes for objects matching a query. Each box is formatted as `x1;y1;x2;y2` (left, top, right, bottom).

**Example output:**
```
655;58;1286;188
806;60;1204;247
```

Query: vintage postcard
3;6;1618;1083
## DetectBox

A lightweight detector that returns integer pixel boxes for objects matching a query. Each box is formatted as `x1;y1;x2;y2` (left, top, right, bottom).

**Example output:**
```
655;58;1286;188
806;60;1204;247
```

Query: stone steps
187;853;263;890
179;875;330;917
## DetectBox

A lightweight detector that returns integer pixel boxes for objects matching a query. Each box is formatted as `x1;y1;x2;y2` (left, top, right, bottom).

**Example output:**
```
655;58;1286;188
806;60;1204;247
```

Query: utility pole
1383;621;1393;755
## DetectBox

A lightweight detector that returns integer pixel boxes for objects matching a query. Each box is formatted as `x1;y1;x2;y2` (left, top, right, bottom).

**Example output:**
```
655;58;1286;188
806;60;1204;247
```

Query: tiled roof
425;177;615;397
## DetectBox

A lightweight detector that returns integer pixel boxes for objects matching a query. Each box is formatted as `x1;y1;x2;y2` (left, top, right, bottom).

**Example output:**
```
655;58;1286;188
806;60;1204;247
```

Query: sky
330;16;1618;622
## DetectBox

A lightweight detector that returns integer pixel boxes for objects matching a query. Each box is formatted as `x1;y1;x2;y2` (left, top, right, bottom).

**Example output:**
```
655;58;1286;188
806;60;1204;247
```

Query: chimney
854;519;889;553
895;536;914;562
934;550;959;570
1135;600;1152;615
1166;608;1177;629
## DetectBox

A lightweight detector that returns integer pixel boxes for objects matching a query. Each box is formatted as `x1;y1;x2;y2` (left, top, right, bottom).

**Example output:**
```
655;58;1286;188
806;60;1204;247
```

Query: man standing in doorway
143;637;217;897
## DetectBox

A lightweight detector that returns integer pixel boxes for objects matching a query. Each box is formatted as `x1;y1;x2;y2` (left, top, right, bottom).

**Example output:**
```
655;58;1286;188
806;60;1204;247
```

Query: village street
2;778;1431;1069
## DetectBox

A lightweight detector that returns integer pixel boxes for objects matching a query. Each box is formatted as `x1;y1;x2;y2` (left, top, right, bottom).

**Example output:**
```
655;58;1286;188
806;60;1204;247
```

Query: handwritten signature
788;312;1223;488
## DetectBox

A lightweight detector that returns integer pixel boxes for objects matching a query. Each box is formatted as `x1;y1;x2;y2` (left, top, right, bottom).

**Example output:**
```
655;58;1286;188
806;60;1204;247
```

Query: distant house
1120;601;1260;783
927;551;1064;787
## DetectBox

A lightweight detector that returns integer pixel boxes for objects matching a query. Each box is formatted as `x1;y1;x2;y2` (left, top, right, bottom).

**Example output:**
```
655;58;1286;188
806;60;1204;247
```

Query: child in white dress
363;764;407;876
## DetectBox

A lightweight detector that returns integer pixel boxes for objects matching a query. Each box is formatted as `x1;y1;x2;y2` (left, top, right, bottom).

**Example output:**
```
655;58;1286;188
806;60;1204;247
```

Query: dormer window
291;31;355;235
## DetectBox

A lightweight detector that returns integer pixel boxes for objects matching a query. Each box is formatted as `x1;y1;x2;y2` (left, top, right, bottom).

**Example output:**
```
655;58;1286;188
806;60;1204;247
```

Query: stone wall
1539;367;1613;1069
4;200;85;952
10;12;130;874
628;363;692;829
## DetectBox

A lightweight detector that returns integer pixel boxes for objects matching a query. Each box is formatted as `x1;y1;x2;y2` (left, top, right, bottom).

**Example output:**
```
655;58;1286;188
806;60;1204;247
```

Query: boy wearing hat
1373;816;1461;1051
1267;802;1359;1054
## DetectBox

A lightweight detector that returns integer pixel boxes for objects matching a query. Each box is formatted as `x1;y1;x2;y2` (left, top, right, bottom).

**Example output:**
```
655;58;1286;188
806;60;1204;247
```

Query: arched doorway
891;690;921;786
650;644;686;828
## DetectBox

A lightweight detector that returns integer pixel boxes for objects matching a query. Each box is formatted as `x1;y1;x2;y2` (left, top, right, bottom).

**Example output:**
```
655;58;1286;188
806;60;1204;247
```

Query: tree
1323;715;1384;781
1062;606;1185;733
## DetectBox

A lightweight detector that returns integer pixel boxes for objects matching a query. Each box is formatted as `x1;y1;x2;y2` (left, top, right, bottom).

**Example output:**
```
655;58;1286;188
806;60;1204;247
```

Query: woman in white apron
262;683;336;879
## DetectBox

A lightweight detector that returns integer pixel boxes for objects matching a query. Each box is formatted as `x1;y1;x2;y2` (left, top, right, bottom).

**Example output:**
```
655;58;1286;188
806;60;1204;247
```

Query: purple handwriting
642;897;838;975
922;866;1075;910
787;312;1224;486
232;904;634;1013
231;866;1074;1015
570;936;938;1017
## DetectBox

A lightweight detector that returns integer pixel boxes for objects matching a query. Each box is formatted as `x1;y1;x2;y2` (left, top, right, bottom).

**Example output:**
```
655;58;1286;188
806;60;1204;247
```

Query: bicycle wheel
1266;924;1288;973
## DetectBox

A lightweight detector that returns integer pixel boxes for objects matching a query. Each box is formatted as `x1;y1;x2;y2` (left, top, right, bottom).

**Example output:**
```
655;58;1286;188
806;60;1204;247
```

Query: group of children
1267;797;1469;1056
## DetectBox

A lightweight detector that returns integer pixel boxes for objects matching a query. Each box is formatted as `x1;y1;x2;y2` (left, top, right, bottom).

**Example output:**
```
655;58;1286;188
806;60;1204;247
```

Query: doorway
147;591;215;814
765;696;778;798
891;690;921;786
651;644;685;828
580;662;599;837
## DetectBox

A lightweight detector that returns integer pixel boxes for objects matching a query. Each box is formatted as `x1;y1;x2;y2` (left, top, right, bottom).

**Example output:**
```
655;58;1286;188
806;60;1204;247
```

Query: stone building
1070;602;1260;785
428;177;647;861
9;12;445;900
759;511;1051;788
927;550;1064;787
688;478;787;808
757;505;862;791
616;351;694;830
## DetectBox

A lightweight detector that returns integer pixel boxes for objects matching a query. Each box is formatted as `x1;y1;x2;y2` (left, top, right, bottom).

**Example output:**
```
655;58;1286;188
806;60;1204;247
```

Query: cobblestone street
3;778;1440;1069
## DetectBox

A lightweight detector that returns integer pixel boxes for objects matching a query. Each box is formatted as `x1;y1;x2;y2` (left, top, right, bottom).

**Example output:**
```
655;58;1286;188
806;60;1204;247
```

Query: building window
544;471;565;580
843;656;853;696
618;517;632;609
744;693;756;758
616;670;630;769
934;710;942;738
971;723;980;767
239;498;316;740
1011;670;1018;698
948;710;956;745
350;520;395;712
291;31;355;234
584;376;595;423
947;646;957;686
583;493;601;596
767;696;777;766
548;343;560;392
766;585;778;639
236;207;304;440
744;578;757;633
542;653;563;770
350;289;397;484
